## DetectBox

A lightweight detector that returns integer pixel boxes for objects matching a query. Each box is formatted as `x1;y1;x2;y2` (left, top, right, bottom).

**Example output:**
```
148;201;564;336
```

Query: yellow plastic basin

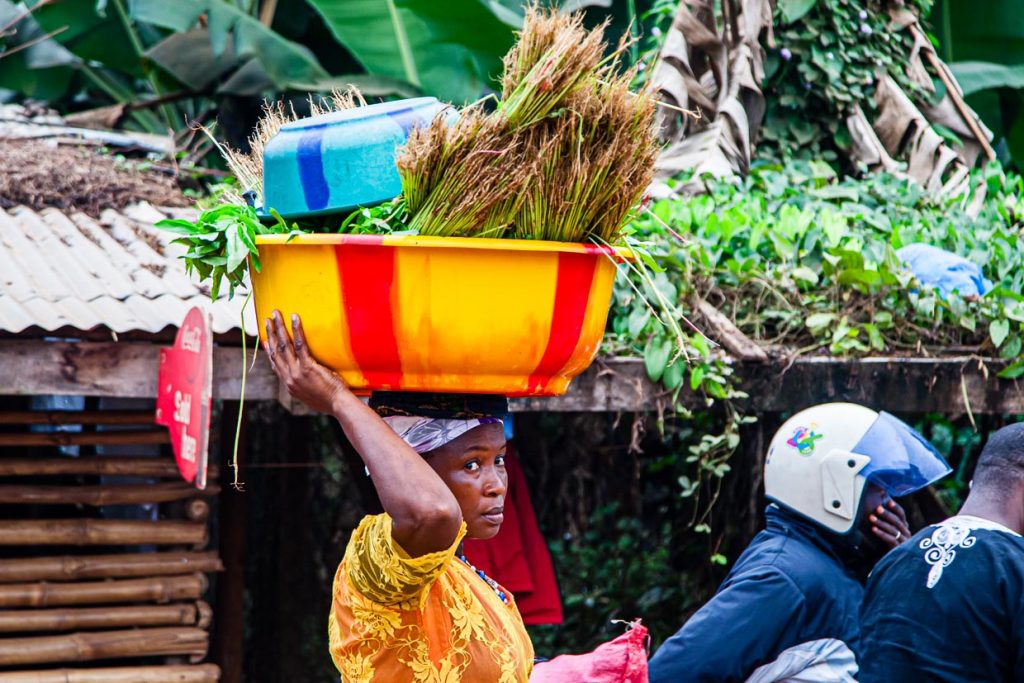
251;234;629;396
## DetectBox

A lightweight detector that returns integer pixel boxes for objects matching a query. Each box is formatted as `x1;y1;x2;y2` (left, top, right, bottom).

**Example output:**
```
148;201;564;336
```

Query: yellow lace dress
328;513;535;683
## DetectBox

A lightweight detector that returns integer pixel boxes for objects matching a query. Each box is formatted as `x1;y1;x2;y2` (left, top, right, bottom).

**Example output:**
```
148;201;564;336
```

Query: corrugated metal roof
0;202;255;336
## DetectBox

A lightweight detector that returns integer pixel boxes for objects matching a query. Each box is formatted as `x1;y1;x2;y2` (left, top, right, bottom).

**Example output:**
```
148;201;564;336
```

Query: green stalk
626;0;639;66
386;0;420;87
232;290;254;491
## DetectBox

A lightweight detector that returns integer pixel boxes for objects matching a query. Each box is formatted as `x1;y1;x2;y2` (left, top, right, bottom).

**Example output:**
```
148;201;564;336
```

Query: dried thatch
649;0;996;210
844;11;994;214
648;0;773;195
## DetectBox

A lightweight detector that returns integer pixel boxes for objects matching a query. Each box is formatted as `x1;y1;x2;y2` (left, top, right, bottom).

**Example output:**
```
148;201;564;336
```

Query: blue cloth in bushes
896;243;991;299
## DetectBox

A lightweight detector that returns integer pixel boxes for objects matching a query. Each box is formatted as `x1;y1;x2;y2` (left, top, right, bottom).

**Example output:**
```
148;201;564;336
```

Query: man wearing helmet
648;402;951;683
859;422;1024;682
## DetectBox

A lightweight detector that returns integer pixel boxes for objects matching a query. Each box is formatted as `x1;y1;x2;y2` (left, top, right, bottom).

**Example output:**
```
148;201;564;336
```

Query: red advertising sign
155;307;212;489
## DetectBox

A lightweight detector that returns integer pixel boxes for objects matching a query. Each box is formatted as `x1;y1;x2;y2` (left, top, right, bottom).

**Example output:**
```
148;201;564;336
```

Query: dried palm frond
648;0;772;195
309;87;367;118
840;10;993;215
838;9;993;215
870;75;972;197
893;11;995;167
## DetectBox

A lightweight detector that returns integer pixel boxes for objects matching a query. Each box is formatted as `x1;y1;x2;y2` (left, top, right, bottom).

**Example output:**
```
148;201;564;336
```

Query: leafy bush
614;162;1024;376
761;0;935;161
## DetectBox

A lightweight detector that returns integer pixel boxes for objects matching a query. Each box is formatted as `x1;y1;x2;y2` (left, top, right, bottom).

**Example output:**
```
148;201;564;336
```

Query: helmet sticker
787;425;823;455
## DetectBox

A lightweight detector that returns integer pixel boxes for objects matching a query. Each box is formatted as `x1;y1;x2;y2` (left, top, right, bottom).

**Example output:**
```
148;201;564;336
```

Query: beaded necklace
457;554;512;606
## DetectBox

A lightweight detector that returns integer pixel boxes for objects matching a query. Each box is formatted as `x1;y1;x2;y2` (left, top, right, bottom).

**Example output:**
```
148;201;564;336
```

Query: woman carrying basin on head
263;310;533;683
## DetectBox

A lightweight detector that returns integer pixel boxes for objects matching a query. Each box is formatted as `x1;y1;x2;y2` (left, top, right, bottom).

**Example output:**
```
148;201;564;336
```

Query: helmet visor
853;412;952;497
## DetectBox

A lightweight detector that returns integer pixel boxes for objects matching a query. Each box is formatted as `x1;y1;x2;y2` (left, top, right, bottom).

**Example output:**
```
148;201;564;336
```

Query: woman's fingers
264;312;296;377
270;311;298;368
291;313;312;362
263;318;278;367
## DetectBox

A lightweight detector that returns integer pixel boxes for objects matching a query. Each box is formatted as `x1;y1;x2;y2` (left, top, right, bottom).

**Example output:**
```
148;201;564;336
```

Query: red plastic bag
530;621;648;683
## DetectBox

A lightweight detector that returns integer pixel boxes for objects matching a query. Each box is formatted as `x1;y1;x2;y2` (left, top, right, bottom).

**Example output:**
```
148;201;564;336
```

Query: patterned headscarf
383;416;503;454
371;392;508;455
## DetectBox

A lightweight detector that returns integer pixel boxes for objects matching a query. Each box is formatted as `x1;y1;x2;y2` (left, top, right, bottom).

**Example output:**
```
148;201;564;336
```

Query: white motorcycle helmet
764;403;951;535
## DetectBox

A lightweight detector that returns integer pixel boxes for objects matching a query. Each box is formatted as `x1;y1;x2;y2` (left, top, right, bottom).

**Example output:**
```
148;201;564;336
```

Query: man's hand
869;499;912;549
264;310;349;414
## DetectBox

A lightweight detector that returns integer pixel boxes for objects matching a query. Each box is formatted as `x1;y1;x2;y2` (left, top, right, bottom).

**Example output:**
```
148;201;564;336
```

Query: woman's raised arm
264;311;462;557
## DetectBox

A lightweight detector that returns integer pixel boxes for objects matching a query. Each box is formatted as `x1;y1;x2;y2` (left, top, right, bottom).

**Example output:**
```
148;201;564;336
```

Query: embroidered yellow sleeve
345;513;466;607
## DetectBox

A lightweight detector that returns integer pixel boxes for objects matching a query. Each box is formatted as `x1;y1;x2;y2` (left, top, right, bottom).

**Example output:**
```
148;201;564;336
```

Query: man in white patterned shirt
859;422;1024;682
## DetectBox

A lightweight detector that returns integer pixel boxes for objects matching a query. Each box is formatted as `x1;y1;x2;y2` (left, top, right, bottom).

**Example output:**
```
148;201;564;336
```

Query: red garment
462;448;563;625
529;622;649;683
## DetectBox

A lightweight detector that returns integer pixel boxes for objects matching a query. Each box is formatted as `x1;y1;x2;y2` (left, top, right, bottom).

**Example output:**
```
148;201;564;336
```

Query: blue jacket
648;506;864;683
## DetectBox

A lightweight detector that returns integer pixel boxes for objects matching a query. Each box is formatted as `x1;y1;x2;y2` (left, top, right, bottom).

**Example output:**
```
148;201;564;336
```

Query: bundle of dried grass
218;88;365;205
398;106;525;237
516;70;659;242
397;4;657;244
499;8;607;131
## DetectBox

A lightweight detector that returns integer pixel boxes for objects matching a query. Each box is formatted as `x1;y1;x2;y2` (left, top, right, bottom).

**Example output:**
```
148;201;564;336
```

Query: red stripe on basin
527;252;598;394
335;240;403;388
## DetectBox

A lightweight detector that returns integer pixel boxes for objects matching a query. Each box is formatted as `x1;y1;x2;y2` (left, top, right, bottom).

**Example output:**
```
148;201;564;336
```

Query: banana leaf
129;0;328;88
304;0;517;104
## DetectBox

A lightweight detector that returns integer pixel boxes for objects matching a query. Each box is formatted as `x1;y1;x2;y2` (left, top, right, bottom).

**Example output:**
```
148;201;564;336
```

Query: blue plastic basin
262;97;452;219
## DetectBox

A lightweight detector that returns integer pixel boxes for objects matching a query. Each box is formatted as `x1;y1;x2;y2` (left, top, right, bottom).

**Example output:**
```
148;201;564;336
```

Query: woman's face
426;423;508;540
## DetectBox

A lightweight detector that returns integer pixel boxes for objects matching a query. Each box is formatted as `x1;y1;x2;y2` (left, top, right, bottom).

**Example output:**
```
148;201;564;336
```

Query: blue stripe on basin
386;106;426;137
296;127;330;211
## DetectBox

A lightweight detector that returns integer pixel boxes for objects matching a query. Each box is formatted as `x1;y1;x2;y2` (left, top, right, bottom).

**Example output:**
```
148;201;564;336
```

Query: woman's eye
496;455;506;467
465;461;480;472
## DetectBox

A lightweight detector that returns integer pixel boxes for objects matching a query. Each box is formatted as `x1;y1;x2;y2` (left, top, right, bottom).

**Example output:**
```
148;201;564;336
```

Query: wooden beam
0;626;208;666
0;457;219;479
0;601;210;633
0;574;206;608
0;340;276;401
1;337;1020;415
510;358;660;413
736;356;1024;415
0;664;220;682
0;411;155;426
0;430;169;448
509;356;1024;415
0;552;223;583
0;482;219;506
0;520;207;547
